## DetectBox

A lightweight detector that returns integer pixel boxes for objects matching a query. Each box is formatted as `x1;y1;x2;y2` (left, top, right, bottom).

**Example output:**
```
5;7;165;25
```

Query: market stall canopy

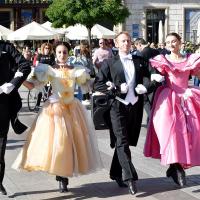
41;21;68;35
65;24;116;40
65;24;89;40
7;21;59;41
91;24;116;39
0;25;13;40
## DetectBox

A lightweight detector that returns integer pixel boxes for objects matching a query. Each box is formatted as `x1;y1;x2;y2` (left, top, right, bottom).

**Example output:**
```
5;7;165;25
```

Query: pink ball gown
144;54;200;168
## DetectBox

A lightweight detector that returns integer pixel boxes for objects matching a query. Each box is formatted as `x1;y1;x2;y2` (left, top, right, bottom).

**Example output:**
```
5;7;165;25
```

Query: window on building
185;9;200;43
0;11;10;28
146;9;165;44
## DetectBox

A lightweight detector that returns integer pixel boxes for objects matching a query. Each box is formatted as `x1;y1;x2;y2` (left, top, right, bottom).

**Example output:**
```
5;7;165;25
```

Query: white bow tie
120;54;132;60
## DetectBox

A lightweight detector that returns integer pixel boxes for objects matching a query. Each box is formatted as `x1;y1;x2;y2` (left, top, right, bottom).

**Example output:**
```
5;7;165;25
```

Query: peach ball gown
144;54;200;169
12;64;102;177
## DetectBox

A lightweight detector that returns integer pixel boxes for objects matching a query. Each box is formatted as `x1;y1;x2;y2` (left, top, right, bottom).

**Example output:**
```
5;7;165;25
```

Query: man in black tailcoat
93;32;158;195
0;41;31;195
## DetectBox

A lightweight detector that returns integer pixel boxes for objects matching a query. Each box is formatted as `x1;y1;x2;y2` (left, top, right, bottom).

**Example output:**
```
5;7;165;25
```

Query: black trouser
36;92;42;107
82;93;90;101
109;102;139;181
0;104;10;183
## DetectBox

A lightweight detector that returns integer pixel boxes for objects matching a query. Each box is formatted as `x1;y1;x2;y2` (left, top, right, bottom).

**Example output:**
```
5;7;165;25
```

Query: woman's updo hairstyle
54;41;71;52
166;32;182;41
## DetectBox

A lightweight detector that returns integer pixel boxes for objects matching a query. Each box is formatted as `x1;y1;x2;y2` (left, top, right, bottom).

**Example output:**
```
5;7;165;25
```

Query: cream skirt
12;98;102;177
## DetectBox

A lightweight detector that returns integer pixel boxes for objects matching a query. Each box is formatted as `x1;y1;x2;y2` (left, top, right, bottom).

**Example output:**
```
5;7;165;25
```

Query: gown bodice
150;54;200;94
30;64;88;104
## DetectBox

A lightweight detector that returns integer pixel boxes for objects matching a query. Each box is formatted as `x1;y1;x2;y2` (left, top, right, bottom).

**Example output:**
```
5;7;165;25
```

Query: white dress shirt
119;53;138;105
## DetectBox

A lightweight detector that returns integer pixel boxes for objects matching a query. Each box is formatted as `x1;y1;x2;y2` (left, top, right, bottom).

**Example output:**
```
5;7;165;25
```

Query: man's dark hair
134;38;148;45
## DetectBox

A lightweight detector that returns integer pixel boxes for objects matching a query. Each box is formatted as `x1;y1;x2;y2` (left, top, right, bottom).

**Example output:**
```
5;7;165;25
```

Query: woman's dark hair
54;41;71;52
166;32;182;41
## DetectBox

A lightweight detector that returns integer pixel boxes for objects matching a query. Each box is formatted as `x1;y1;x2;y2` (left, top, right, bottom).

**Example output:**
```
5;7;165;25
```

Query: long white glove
120;83;129;94
0;87;3;95
151;74;165;82
106;81;115;90
135;84;147;94
0;83;15;94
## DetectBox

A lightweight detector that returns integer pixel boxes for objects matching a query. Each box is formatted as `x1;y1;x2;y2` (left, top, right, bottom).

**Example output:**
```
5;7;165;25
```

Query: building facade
0;0;51;30
123;0;200;43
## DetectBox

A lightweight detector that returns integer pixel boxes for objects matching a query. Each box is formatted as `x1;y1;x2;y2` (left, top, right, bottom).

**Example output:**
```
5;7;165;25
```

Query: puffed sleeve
150;54;168;75
74;67;90;85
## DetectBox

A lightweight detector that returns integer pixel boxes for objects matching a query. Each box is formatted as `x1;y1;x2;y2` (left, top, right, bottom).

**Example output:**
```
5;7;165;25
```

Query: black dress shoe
115;178;128;188
59;181;68;193
166;164;186;187
110;176;127;187
176;164;186;187
127;179;137;195
0;184;7;195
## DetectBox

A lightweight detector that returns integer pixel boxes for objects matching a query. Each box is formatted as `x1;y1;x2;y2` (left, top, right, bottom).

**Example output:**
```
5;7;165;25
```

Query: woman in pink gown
144;32;200;187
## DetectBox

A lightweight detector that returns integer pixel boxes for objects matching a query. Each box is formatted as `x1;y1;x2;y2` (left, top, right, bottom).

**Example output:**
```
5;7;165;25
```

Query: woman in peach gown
144;33;200;187
12;42;102;192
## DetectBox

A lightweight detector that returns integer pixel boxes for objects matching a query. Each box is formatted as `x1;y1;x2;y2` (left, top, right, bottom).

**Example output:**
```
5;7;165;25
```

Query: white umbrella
65;24;89;40
0;25;13;40
65;24;116;40
158;20;164;44
91;24;116;39
41;21;68;35
7;21;58;41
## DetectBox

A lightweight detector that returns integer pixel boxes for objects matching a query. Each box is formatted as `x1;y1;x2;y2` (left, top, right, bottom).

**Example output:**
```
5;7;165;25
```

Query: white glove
135;84;147;94
120;83;129;94
106;81;115;90
151;74;165;82
1;83;15;94
0;87;3;95
14;71;23;78
74;69;86;77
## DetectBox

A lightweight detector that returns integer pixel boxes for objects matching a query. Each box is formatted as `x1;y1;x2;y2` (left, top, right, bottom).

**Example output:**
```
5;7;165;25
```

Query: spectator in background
32;47;41;67
35;43;55;111
180;42;187;56
36;42;55;66
157;42;170;55
92;38;113;70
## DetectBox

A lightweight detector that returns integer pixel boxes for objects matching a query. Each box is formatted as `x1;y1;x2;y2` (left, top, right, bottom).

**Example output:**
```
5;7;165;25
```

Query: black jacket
0;41;31;134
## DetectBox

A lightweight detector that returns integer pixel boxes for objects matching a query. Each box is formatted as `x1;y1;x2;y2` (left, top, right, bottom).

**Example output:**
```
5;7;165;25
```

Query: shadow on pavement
6;175;200;199
9;182;129;200
8;189;59;198
9;175;200;200
136;175;200;198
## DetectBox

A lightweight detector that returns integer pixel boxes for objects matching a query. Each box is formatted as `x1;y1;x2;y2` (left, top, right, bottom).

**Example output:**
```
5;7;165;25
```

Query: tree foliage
46;0;130;29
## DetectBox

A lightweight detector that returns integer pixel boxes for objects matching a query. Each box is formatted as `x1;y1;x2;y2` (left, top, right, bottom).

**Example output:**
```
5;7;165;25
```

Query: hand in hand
151;74;165;82
135;84;147;94
120;83;129;94
106;81;115;90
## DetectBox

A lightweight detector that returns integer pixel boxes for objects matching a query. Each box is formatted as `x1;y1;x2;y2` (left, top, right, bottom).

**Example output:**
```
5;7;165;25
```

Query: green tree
46;0;130;44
